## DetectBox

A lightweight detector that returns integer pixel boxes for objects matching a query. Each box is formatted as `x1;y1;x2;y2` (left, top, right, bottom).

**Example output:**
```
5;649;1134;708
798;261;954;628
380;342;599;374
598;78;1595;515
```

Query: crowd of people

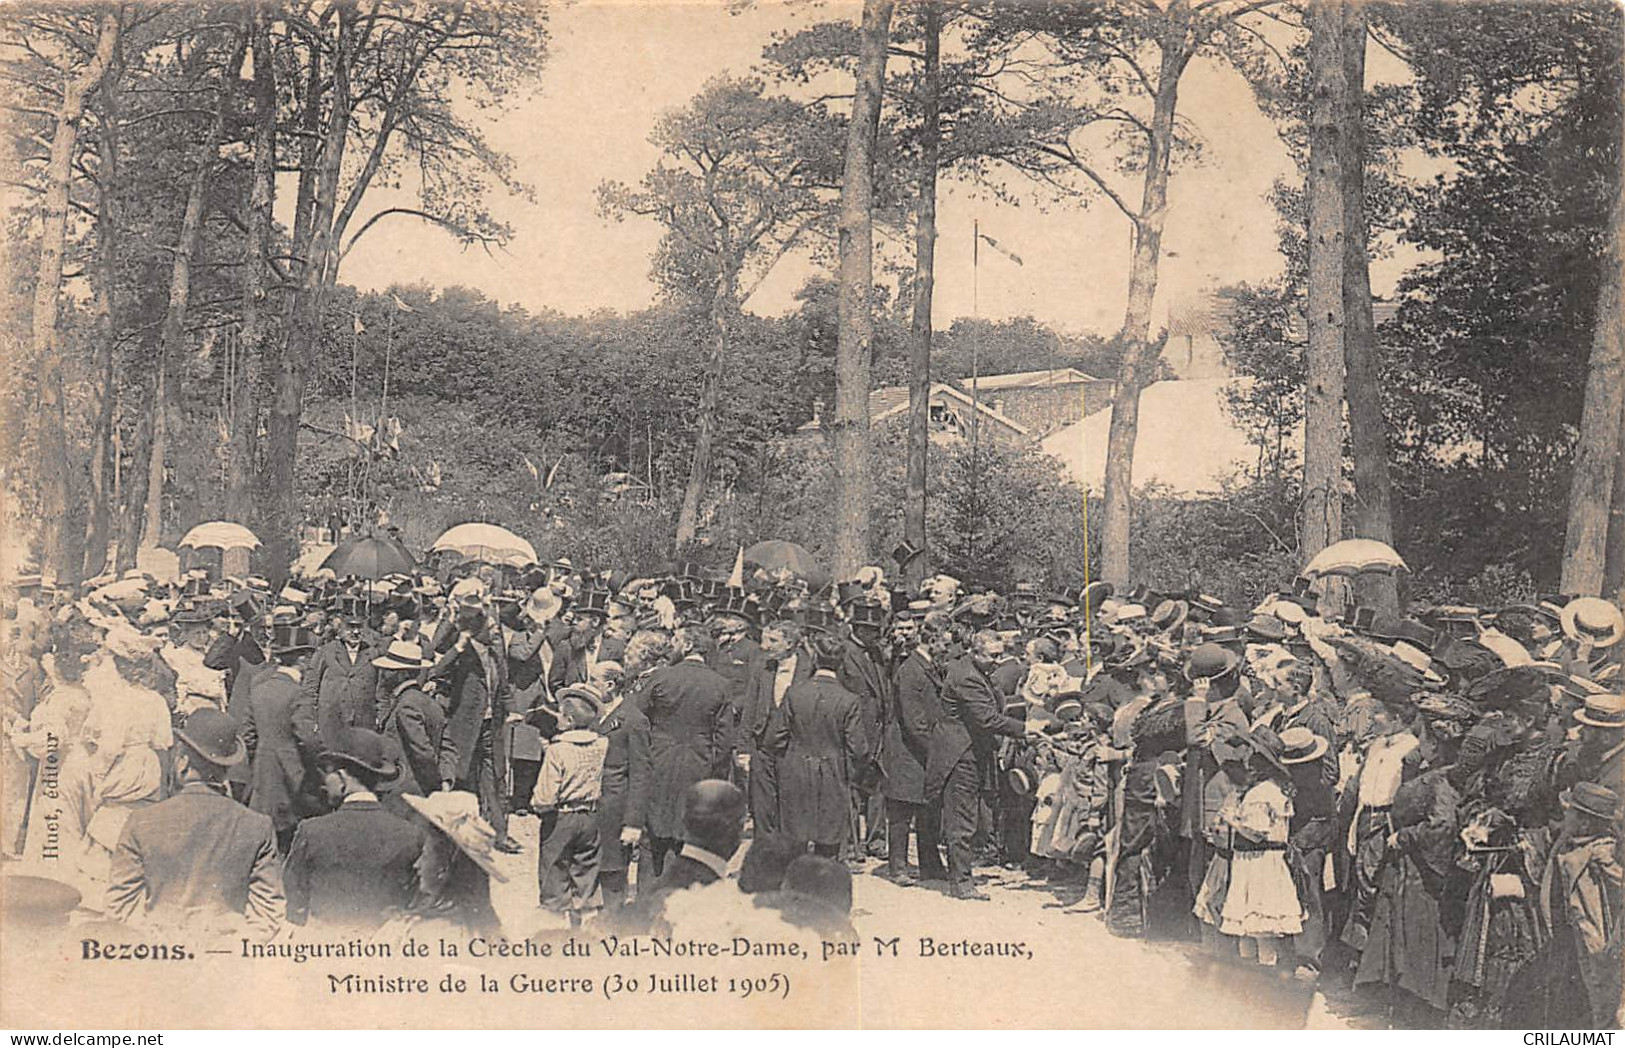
2;540;1622;1028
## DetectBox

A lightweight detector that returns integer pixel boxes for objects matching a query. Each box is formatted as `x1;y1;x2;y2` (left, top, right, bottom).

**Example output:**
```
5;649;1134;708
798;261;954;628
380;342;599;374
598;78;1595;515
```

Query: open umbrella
1303;538;1407;579
430;523;538;568
178;521;261;551
320;536;416;580
743;539;829;589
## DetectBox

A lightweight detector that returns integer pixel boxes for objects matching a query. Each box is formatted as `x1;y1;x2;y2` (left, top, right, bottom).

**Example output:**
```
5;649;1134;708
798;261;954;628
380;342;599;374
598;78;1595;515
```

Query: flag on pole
390;293;415;313
976;232;1024;267
727;546;745;588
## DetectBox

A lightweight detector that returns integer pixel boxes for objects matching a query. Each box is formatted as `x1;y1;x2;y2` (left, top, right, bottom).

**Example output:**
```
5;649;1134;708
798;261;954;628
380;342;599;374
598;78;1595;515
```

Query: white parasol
1302;538;1407;579
430;523;538;568
177;521;262;551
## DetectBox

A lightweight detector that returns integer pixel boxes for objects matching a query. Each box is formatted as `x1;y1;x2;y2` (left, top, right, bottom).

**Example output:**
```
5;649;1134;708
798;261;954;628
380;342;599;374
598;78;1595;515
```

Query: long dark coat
376;681;446;799
838;639;888;767
883;650;942;805
709;635;761;722
768;671;868;848
296;640;380;752
929;655;1025;796
594;697;652;874
243;669;311;834
430;634;511;787
639;656;734;839
736;649;812;755
204;629;265;698
282;799;424;929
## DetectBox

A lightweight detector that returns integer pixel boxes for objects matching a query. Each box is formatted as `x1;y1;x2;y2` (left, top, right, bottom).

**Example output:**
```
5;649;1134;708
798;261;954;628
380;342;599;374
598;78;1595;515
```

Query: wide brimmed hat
1150;599;1189;634
403;791;509;883
557;682;607;710
1185;642;1240;682
1562;781;1621;822
1561;597;1624;649
1574;692;1625;729
1242;725;1290;778
1278;726;1329;765
175;708;246;767
524;586;562;624
371;638;430;671
1;873;82;926
1245;614;1288;643
319;728;400;782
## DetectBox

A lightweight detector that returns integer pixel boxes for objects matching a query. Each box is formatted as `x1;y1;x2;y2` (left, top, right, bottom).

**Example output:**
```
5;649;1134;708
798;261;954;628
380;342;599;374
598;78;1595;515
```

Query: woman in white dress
1216;726;1305;968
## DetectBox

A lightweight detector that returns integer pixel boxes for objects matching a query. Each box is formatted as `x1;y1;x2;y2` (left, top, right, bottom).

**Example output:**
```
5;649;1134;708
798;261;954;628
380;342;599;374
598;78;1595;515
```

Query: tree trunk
675;267;738;548
904;1;941;586
1562;178;1625;595
32;10;120;586
262;10;351;585
227;3;277;524
831;0;895;579
1303;0;1347;573
115;371;155;573
84;44;123;579
1601;394;1625;604
1338;0;1396;610
134;33;245;555
1098;4;1191;586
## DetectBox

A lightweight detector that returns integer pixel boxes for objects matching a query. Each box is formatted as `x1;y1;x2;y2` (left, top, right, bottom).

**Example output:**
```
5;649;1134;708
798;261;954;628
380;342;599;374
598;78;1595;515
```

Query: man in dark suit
204;594;266;699
638;626;734;877
707;596;760;726
371;639;446;813
431;594;516;852
838;603;890;861
934;630;1038;899
769;632;869;858
735;620;811;837
245;626;320;853
282;729;424;931
295;606;379;753
883;614;950;884
632;779;746;932
592;664;652;913
107;710;285;939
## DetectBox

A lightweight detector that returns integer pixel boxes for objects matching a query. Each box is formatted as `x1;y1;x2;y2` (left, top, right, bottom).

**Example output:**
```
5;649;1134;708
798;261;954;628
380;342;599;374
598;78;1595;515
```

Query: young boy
533;686;610;924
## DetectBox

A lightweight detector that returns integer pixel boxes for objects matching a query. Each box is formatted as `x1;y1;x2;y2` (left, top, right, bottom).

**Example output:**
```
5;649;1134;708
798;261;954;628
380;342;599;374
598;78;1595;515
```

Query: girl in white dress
1217;727;1305;967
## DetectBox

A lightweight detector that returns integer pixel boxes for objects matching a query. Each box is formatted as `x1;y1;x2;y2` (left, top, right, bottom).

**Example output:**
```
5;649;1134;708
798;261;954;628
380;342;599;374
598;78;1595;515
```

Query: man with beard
432;591;517;852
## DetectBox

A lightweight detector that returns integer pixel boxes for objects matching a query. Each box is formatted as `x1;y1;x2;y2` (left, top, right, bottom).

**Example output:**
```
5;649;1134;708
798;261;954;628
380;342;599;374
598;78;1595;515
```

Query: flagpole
382;306;393;421
970;219;981;571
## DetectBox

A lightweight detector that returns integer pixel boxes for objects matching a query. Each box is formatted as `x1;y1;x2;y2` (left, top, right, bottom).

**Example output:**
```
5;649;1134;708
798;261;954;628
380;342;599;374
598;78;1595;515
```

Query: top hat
713;592;758;624
175;709;247;767
891;541;925;570
1278;726;1329;765
1561;597;1625;649
847;601;887;630
228;589;263;621
672;561;704;583
1574;692;1625;729
1562;781;1621;822
371;638;430;671
801;605;839;634
1078;581;1115;615
320;728;400;782
1184;642;1240;682
271;622;318;656
575;588;613;618
1347;606;1379;633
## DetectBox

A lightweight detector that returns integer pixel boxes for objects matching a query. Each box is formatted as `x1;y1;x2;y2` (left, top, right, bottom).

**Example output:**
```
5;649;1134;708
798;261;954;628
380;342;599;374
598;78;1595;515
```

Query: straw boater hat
371;638;431;671
1184;641;1240;683
403;791;509;882
1560;597;1625;649
523;586;562;624
1278;726;1329;765
1574;692;1625;729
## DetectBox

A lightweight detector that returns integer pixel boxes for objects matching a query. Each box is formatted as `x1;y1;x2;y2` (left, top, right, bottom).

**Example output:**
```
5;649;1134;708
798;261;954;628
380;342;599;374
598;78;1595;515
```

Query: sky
339;1;1395;337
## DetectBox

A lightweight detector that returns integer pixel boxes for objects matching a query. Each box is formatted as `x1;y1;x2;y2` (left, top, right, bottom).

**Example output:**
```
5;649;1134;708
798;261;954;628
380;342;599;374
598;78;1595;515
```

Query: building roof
798;381;1031;437
1167;291;1402;345
1040;377;1302;497
953;367;1104;390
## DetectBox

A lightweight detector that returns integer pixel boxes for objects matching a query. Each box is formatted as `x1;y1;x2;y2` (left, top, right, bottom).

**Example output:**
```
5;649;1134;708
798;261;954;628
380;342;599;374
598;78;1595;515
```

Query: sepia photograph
0;0;1622;1033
